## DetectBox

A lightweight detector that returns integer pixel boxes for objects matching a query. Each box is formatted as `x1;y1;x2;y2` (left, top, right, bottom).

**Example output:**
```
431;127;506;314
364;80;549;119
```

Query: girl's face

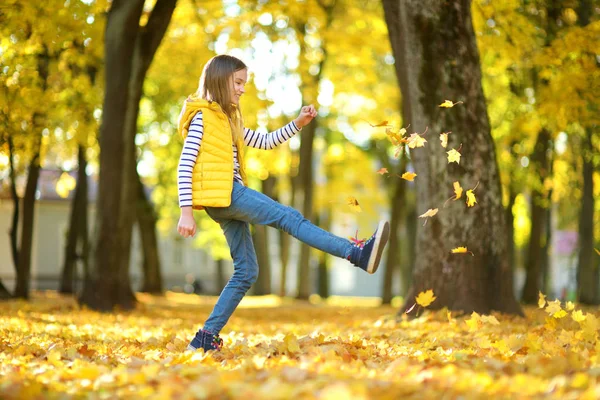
230;68;247;105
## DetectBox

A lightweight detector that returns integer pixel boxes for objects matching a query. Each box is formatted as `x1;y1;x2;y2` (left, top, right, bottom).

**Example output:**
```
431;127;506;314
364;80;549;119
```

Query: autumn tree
382;0;523;315
80;0;177;311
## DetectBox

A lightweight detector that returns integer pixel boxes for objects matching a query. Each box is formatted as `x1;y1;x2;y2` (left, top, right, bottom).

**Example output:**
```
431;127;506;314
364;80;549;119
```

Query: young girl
177;54;390;352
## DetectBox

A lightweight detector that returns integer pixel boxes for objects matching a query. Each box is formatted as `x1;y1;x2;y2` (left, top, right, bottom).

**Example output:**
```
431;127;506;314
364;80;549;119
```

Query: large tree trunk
521;129;551;303
577;128;597;304
80;0;177;311
401;204;417;295
60;145;88;294
382;0;523;316
137;170;163;294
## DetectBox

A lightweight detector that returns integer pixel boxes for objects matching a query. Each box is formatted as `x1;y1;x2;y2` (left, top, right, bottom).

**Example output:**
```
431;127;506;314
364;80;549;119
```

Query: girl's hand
294;105;318;128
178;207;197;238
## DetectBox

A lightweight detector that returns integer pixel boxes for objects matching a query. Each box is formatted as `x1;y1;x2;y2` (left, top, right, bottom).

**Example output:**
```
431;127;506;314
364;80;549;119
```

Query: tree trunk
253;177;275;295
14;140;42;299
401;204;417;296
137;169;163;294
316;207;332;299
505;182;517;272
215;259;226;294
382;158;407;304
577;128;597;304
7;134;19;296
296;121;317;300
382;0;523;316
60;145;88;294
521;129;551;303
80;0;177;311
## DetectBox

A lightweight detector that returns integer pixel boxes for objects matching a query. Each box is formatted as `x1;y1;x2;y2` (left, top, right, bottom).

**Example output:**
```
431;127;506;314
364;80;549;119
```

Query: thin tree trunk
401;205;417;296
14;140;42;299
383;0;522;316
60;145;88;294
382;158;407;304
316;207;332;299
521;129;551;303
577;128;597;304
279;175;293;297
215;259;226;294
253;177;275;295
505;181;517;272
137;169;163;293
80;0;177;311
7;135;19;293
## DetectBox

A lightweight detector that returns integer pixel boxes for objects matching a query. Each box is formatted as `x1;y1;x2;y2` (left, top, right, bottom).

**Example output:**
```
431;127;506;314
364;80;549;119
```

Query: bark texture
382;0;523;315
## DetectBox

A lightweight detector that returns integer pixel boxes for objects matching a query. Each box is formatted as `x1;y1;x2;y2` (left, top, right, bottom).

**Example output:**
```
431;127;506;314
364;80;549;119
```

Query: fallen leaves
1;292;600;399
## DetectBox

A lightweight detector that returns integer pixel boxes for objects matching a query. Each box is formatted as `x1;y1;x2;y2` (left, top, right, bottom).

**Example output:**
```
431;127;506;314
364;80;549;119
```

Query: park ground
1;292;600;399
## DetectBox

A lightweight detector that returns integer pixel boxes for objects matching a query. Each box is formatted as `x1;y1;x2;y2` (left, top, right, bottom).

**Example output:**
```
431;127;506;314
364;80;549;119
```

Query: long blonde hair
195;55;246;142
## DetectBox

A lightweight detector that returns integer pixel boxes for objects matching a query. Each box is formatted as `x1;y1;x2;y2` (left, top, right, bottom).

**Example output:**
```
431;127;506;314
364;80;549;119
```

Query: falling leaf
407;133;427;149
466;190;477;207
453;182;463;200
418;208;438;226
401;172;417;181
451;247;474;256
347;196;362;213
377;168;389;175
538;292;546;308
447;148;461;164
415;290;436;307
367;120;389;127
440;132;449;148
439;100;463;108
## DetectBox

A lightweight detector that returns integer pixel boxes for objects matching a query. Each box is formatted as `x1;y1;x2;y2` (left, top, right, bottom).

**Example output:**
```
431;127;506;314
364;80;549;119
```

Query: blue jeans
201;182;354;334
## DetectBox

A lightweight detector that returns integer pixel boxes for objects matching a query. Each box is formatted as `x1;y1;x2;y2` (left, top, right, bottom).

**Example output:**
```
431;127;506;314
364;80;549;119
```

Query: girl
177;54;390;352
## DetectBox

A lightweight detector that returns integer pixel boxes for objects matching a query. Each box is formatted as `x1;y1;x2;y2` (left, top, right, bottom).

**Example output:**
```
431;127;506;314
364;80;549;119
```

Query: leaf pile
1;292;600;399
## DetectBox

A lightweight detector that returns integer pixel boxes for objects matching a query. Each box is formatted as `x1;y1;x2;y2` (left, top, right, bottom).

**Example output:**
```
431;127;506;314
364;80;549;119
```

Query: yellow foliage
1;292;600;398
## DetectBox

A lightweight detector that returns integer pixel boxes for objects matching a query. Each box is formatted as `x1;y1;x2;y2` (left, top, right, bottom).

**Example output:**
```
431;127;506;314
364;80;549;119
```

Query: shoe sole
366;221;390;274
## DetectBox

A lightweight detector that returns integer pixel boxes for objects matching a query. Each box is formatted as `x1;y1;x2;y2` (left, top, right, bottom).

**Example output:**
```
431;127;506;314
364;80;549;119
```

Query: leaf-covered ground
1;292;599;399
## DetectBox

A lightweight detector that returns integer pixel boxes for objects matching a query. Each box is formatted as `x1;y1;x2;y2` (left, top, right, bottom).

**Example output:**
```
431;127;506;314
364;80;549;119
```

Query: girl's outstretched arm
243;104;317;150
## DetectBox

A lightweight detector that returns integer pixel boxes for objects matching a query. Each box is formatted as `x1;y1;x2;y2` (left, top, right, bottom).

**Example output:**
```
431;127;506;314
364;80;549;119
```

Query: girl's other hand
178;207;197;238
294;104;318;128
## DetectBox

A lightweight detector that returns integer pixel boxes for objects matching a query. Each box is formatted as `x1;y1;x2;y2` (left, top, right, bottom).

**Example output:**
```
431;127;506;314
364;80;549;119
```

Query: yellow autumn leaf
439;99;463;108
466;190;477;207
481;315;500;325
439;133;449;148
545;300;567;318
538;292;546;308
401;171;417;181
572;310;586;322
453;181;463;200
418;208;438;225
451;247;474;256
565;301;575;311
346;196;362;213
415;289;436;307
407;133;427;149
284;333;300;353
447;148;461;164
465;312;482;331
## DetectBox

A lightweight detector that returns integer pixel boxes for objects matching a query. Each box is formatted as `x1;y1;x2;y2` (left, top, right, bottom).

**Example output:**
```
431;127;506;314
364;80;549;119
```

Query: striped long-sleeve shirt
178;111;301;207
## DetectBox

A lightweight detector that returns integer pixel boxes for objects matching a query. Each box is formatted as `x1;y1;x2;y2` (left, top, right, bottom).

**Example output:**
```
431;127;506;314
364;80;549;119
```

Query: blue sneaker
348;221;390;274
187;329;223;352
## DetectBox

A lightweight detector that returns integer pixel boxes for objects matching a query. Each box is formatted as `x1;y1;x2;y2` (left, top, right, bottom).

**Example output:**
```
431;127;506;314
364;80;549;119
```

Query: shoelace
212;335;223;350
349;230;367;249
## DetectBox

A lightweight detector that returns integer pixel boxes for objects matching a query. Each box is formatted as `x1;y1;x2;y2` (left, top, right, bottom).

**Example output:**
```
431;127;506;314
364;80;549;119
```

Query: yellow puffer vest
178;98;247;210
